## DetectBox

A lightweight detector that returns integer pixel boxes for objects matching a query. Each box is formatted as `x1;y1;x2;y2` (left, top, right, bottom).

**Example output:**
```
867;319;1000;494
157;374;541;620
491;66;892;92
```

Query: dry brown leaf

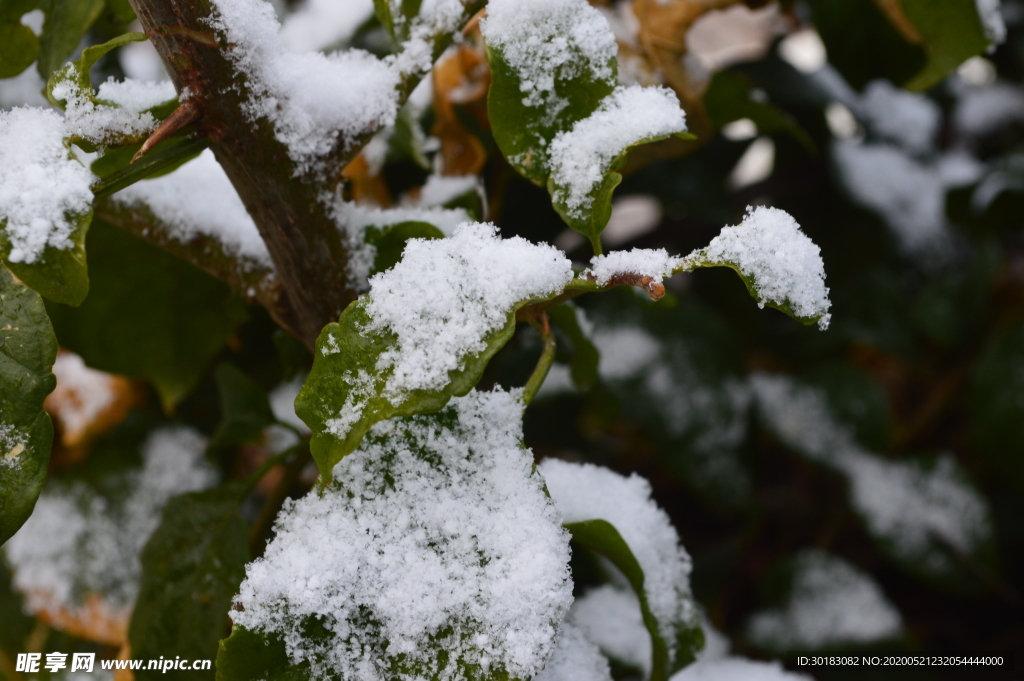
432;35;491;176
33;591;129;646
342;153;393;207
114;642;135;681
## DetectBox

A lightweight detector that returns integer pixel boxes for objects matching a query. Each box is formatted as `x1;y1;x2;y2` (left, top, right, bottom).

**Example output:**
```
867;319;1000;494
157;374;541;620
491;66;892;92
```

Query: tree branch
126;0;484;347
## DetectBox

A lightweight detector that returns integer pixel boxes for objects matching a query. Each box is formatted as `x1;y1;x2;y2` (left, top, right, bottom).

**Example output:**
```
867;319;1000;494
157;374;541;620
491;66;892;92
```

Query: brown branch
126;0;484;348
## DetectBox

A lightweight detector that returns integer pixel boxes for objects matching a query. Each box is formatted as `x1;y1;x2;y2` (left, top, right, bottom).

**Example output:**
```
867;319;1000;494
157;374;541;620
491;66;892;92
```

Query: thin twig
522;312;556;406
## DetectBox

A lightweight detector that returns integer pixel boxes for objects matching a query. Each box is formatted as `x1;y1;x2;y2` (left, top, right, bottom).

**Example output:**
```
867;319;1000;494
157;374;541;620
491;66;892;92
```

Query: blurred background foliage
1;0;1023;679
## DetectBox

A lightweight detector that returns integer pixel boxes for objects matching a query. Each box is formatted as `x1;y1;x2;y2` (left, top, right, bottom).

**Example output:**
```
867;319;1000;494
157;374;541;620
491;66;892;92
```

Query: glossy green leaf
130;480;252;681
566;519;703;681
46;220;247;411
211;363;277;448
0;22;38;78
37;0;105;78
704;71;815;153
547;303;599;390
0;265;57;546
900;0;991;91
1;203;92;306
296;289;558;481
46;31;148;107
485;46;615;187
366;220;443;277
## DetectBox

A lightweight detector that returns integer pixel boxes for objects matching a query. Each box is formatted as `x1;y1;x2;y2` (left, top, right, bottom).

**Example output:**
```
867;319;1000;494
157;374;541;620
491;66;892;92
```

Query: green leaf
46;31;148;108
899;0;991;91
970;321;1024;492
566;519;703;681
37;0;106;78
129;480;252;681
0;22;38;78
217;626;309;681
45;220;247;411
0;265;57;546
485;45;615;187
547;303;599;390
372;0;423;43
704;71;815;153
211;363;277;448
366;220;444;277
297;291;542;481
1;204;92;306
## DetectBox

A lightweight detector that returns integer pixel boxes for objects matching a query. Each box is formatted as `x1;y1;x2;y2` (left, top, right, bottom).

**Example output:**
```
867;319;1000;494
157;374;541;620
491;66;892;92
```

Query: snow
749;374;992;576
0;422;28;468
480;0;617;114
693;206;831;329
588;247;683;286
51;67;165;145
45;352;121;446
269;376;310;434
593;326;661;380
4;427;216;622
671;658;813;681
859;80;940;155
832;141;983;256
570;585;651;674
976;0;1007;44
549;86;686;220
953;82;1024;139
0;107;94;264
233;389;573;681
0;68;49;109
208;0;401;174
415;174;479;208
114;150;271;267
324;196;472;288
363;222;573;399
539;459;698;661
746;550;903;650
533;623;614;681
279;0;374;52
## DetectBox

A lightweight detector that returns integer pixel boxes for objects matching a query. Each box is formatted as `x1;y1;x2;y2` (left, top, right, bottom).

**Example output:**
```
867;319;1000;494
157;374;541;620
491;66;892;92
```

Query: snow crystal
587;247;683;286
208;0;400;173
481;0;617;113
953;82;1024;139
749;374;992;575
549;86;686;219
534;623;613;681
976;0;1007;44
746;550;903;650
694;206;831;328
570;585;651;674
114;149;271;267
51;68;163;145
0;107;93;264
671;658;812;681
279;0;374;52
0;422;28;468
364;222;573;398
324;196;472;288
4;427;216;619
832;141;983;256
233;390;573;681
539;459;698;661
859;80;940;155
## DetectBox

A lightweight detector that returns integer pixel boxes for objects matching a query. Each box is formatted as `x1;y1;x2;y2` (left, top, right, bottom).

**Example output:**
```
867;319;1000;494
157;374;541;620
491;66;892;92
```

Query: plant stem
248;442;312;557
522;312;556;405
91;134;209;199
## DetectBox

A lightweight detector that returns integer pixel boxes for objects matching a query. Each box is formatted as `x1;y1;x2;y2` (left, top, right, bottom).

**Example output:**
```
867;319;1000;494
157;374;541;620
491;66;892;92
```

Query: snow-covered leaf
481;0;690;250
0;265;57;546
540;460;704;681
295;223;573;480
130;479;250;681
222;390;572;681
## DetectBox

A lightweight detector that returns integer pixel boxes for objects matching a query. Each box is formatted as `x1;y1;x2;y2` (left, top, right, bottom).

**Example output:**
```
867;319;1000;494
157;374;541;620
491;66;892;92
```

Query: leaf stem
522;312;556;406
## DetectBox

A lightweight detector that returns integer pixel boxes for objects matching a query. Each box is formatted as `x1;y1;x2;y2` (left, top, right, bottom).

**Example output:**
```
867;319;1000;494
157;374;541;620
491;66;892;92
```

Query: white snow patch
859;80;940;155
0;107;93;264
570;585;651;675
51;68;164;145
671;658;813;681
364;222;573;398
976;0;1007;44
233;390;573;681
539;459;698;661
114;149;271;267
415;174;479;208
0;422;29;468
953;82;1024;139
269;376;310;434
95;78;176;113
5;427;216;616
534;623;614;681
587;247;682;286
746;550;903;650
279;0;374;52
694;206;831;329
46;352;119;444
548;85;686;219
593;325;661;380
